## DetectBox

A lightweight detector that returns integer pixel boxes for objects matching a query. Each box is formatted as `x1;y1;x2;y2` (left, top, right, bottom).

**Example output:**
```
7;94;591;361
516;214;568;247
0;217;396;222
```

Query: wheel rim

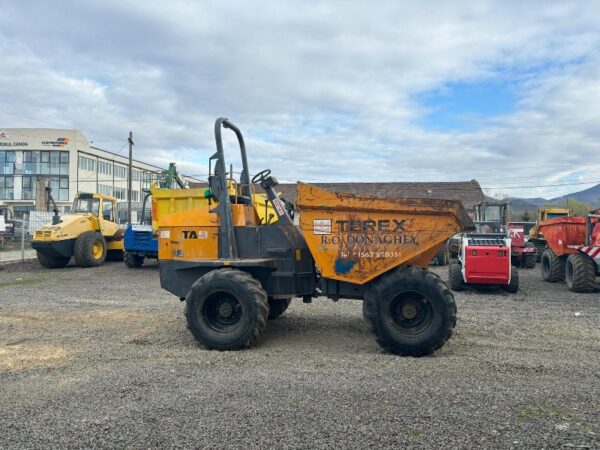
387;290;433;336
203;292;243;332
92;241;103;259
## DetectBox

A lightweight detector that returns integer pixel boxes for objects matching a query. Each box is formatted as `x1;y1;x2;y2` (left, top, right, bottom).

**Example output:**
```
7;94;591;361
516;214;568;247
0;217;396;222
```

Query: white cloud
0;0;599;198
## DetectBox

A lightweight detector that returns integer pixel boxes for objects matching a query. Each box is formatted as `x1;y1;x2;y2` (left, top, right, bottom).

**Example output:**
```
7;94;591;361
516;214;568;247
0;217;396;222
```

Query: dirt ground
0;260;599;449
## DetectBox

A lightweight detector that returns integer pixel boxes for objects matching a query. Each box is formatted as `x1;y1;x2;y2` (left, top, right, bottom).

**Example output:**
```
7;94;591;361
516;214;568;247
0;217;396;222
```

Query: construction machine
448;233;518;293
529;207;573;261
158;118;475;356
31;192;124;268
448;201;536;268
537;212;600;292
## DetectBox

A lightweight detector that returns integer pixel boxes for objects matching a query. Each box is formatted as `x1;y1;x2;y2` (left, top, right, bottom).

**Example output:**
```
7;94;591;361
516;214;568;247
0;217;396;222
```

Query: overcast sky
1;1;599;199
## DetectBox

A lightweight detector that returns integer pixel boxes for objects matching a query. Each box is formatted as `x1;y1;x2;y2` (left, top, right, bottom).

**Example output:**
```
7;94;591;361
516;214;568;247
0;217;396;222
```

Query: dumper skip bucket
538;217;586;256
296;183;475;284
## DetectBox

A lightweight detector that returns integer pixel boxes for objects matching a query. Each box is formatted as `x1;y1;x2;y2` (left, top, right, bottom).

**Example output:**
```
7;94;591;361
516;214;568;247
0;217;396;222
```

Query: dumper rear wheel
185;268;268;350
541;249;565;282
363;266;456;357
36;252;70;269
268;298;291;320
565;253;596;293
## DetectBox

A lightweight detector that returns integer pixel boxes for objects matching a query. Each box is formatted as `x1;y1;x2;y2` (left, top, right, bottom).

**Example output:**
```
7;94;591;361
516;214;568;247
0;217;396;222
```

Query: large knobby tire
540;249;565;282
565;253;596;293
363;266;457;357
185;269;268;350
503;267;519;293
36;252;70;269
524;253;536;269
435;242;448;266
124;252;144;268
74;231;107;267
448;262;464;292
268;298;291;320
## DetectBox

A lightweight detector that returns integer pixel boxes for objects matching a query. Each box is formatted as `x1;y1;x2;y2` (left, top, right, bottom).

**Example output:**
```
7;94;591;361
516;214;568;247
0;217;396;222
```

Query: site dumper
538;214;600;292
158;117;475;356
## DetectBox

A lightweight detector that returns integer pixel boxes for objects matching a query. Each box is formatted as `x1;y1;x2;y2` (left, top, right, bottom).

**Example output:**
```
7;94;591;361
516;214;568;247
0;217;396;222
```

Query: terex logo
182;230;208;239
337;219;406;233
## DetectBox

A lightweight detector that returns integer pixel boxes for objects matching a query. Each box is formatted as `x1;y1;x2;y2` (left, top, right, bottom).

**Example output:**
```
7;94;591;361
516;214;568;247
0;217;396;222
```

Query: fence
0;215;37;263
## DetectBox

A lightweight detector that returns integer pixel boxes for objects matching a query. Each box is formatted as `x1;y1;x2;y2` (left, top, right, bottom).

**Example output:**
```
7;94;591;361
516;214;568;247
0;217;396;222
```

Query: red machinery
448;233;518;292
507;223;537;268
538;212;600;292
471;201;536;268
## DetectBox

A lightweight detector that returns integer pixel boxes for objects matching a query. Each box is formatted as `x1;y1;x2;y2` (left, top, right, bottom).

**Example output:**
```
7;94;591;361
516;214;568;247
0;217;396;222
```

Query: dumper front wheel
363;266;456;357
565;253;596;293
185;269;268;350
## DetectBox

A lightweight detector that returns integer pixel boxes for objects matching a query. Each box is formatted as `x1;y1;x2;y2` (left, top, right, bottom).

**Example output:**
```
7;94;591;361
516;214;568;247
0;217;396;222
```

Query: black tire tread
268;298;291;320
503;267;519;293
185;268;268;350
541;249;565;282
73;231;107;267
448;262;464;291
566;253;596;293
124;252;144;268
363;266;456;357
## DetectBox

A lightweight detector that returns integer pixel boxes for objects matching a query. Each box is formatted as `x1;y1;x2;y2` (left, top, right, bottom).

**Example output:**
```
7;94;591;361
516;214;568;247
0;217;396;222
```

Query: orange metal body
538;217;587;256
296;183;474;285
158;204;258;262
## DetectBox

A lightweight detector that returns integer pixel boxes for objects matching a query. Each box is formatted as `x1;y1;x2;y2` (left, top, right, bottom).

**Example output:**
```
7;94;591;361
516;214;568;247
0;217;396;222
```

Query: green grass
409;429;422;438
0;278;42;288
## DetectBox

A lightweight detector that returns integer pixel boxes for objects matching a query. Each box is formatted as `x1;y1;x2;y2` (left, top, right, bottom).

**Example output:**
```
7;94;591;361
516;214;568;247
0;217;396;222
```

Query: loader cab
474;201;509;234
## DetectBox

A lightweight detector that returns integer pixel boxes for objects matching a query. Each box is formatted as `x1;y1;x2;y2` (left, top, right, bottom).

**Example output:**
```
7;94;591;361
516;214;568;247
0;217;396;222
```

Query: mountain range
502;183;600;213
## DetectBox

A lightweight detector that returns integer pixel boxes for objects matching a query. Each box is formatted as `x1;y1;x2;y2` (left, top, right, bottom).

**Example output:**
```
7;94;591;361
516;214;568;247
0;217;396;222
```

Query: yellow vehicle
32;193;123;268
158;118;474;357
529;207;573;260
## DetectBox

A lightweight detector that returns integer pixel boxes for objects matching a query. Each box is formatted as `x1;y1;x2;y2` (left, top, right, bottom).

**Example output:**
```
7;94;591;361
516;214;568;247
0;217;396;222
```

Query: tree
566;198;594;217
522;211;531;221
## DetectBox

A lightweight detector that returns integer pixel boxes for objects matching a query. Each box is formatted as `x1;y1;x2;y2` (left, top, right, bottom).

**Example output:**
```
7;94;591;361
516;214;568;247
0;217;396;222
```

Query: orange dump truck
158;117;475;356
538;214;600;292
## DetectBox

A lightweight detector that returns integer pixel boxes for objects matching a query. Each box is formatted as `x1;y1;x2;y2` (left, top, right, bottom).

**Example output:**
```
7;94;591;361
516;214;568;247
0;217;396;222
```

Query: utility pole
127;131;134;224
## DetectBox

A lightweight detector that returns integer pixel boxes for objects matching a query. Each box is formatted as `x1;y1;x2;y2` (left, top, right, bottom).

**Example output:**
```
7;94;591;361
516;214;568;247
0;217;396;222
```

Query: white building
0;128;199;216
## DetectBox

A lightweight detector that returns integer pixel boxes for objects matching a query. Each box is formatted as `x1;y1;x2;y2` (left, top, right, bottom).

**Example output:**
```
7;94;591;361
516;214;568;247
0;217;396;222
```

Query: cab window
102;201;114;221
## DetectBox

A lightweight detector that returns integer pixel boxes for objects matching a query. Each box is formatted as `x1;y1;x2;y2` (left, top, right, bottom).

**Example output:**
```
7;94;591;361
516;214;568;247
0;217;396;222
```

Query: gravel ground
0;261;599;449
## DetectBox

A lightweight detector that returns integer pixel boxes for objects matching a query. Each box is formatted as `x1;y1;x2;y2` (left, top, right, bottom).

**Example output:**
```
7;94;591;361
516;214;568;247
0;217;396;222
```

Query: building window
79;155;96;172
0;175;14;200
22;150;68;175
132;170;141;181
113;186;126;200
98;160;112;176
98;184;113;196
131;190;139;202
114;165;127;179
0;151;15;175
22;176;34;200
48;176;69;201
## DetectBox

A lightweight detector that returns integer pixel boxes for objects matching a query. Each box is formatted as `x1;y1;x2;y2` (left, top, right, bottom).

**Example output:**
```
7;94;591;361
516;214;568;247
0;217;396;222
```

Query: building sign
42;137;70;148
0;130;28;147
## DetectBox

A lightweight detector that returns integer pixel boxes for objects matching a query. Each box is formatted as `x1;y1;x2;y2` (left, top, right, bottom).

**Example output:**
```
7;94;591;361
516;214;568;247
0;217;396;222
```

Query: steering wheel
251;169;271;184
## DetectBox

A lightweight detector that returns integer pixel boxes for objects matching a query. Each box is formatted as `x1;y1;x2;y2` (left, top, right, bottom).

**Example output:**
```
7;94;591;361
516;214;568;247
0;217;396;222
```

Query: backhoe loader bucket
297;183;475;284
